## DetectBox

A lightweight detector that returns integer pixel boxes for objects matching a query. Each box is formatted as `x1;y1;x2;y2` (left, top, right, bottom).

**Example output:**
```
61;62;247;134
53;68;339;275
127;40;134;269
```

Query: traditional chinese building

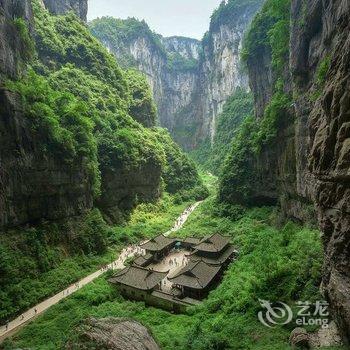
109;265;167;300
189;233;237;268
109;233;237;311
168;260;221;299
140;234;175;261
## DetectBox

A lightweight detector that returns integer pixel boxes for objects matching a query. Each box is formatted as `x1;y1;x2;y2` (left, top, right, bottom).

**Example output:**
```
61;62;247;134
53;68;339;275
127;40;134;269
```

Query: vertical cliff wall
42;0;87;21
291;0;350;340
219;0;350;341
0;0;96;228
89;0;264;150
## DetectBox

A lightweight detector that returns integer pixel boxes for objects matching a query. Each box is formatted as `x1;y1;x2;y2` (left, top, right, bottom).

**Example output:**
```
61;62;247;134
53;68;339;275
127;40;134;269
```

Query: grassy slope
4;175;343;350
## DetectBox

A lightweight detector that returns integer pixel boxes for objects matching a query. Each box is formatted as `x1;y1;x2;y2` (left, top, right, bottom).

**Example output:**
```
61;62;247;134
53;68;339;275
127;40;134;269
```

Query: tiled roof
194;233;230;253
109;265;167;290
168;260;221;290
140;234;175;251
190;245;237;265
182;237;201;245
134;253;153;267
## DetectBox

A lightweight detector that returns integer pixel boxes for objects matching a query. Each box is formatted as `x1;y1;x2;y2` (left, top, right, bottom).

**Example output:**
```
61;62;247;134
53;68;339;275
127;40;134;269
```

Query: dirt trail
0;200;202;342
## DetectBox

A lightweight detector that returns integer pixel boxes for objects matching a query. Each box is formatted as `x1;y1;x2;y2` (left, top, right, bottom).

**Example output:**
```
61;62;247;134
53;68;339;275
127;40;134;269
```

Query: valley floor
0;201;202;341
1;175;346;350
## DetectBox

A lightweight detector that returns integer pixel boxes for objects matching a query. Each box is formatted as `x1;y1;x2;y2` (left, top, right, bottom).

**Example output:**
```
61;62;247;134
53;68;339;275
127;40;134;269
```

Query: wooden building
189;233;237;268
140;234;175;261
109;265;167;300
168;260;221;299
109;233;237;310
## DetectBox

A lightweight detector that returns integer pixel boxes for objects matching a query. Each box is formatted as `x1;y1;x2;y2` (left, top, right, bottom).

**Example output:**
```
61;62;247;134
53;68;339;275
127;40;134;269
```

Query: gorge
0;0;349;349
89;0;264;150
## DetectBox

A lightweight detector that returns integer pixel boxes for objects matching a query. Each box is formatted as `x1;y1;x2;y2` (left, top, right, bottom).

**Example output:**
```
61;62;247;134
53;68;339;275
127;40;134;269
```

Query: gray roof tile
109;265;167;290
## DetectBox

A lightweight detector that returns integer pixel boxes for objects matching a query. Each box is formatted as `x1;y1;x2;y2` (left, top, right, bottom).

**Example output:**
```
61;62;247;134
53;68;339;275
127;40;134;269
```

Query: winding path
0;200;202;342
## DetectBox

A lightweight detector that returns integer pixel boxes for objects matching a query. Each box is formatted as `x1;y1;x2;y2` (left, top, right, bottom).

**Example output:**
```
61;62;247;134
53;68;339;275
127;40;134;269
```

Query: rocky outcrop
0;0;93;228
290;0;350;341
0;0;33;79
90;1;263;149
239;0;350;341
66;317;160;350
42;0;87;21
0;88;94;228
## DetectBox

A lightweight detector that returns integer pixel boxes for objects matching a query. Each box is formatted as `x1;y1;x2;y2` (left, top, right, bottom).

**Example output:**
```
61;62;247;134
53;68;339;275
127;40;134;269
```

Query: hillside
0;0;206;324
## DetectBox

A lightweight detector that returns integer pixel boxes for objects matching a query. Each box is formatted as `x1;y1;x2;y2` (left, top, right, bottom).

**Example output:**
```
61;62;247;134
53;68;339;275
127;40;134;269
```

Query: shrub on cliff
9;0;204;207
153;128;208;201
219;0;292;206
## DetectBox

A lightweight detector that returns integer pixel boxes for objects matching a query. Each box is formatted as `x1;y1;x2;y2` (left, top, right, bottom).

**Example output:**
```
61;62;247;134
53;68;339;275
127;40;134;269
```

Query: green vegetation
191;89;253;174
316;55;331;85
89;16;200;73
153;128;208;200
126;69;157;127
1;0;206;325
219;0;292;205
167;52;198;72
89;16;167;67
0;192;192;324
242;0;290;74
4;186;327;350
309;55;331;101
6;69;101;195
12;17;35;61
210;0;265;30
0;209;112;323
7;0;204;201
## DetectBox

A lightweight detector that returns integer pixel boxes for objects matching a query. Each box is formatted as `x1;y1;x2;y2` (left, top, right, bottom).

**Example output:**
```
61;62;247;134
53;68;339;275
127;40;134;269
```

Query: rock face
242;0;350;341
90;1;264;149
66;317;160;350
97;161;162;224
0;90;94;228
0;0;93;228
0;0;33;79
290;0;350;341
42;0;87;21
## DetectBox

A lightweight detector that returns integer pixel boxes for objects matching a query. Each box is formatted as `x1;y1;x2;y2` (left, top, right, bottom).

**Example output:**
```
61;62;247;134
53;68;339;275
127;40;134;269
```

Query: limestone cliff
42;0;87;21
0;0;204;229
0;0;94;227
291;0;350;341
89;0;264;150
220;0;350;341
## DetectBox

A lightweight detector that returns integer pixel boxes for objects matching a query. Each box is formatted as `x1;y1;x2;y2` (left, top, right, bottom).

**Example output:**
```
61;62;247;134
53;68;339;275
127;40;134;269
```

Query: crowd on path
0;201;203;341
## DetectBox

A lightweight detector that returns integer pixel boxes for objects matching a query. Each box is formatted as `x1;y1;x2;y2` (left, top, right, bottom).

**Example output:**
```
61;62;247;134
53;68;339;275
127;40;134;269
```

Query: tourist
5;321;9;330
21;314;24;320
34;308;37;314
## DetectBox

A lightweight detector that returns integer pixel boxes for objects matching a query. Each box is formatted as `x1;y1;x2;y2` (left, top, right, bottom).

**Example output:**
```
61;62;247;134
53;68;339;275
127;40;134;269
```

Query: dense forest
0;0;349;349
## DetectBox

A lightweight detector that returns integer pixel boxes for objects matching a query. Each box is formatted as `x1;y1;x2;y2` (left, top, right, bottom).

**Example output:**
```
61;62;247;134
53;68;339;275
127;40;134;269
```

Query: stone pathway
0;200;202;342
164;201;202;236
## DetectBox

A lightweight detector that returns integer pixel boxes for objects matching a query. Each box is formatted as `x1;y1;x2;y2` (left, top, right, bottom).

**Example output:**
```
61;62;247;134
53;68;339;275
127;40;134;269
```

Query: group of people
168;256;187;267
172;205;196;231
3;307;39;332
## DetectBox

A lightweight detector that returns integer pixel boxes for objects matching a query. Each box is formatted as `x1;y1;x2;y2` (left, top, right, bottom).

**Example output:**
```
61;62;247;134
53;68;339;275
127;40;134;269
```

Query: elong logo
258;299;293;328
258;299;329;328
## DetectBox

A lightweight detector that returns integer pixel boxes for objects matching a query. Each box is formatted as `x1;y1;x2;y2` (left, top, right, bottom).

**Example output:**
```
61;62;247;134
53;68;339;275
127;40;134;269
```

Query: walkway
148;250;190;293
0;200;202;341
